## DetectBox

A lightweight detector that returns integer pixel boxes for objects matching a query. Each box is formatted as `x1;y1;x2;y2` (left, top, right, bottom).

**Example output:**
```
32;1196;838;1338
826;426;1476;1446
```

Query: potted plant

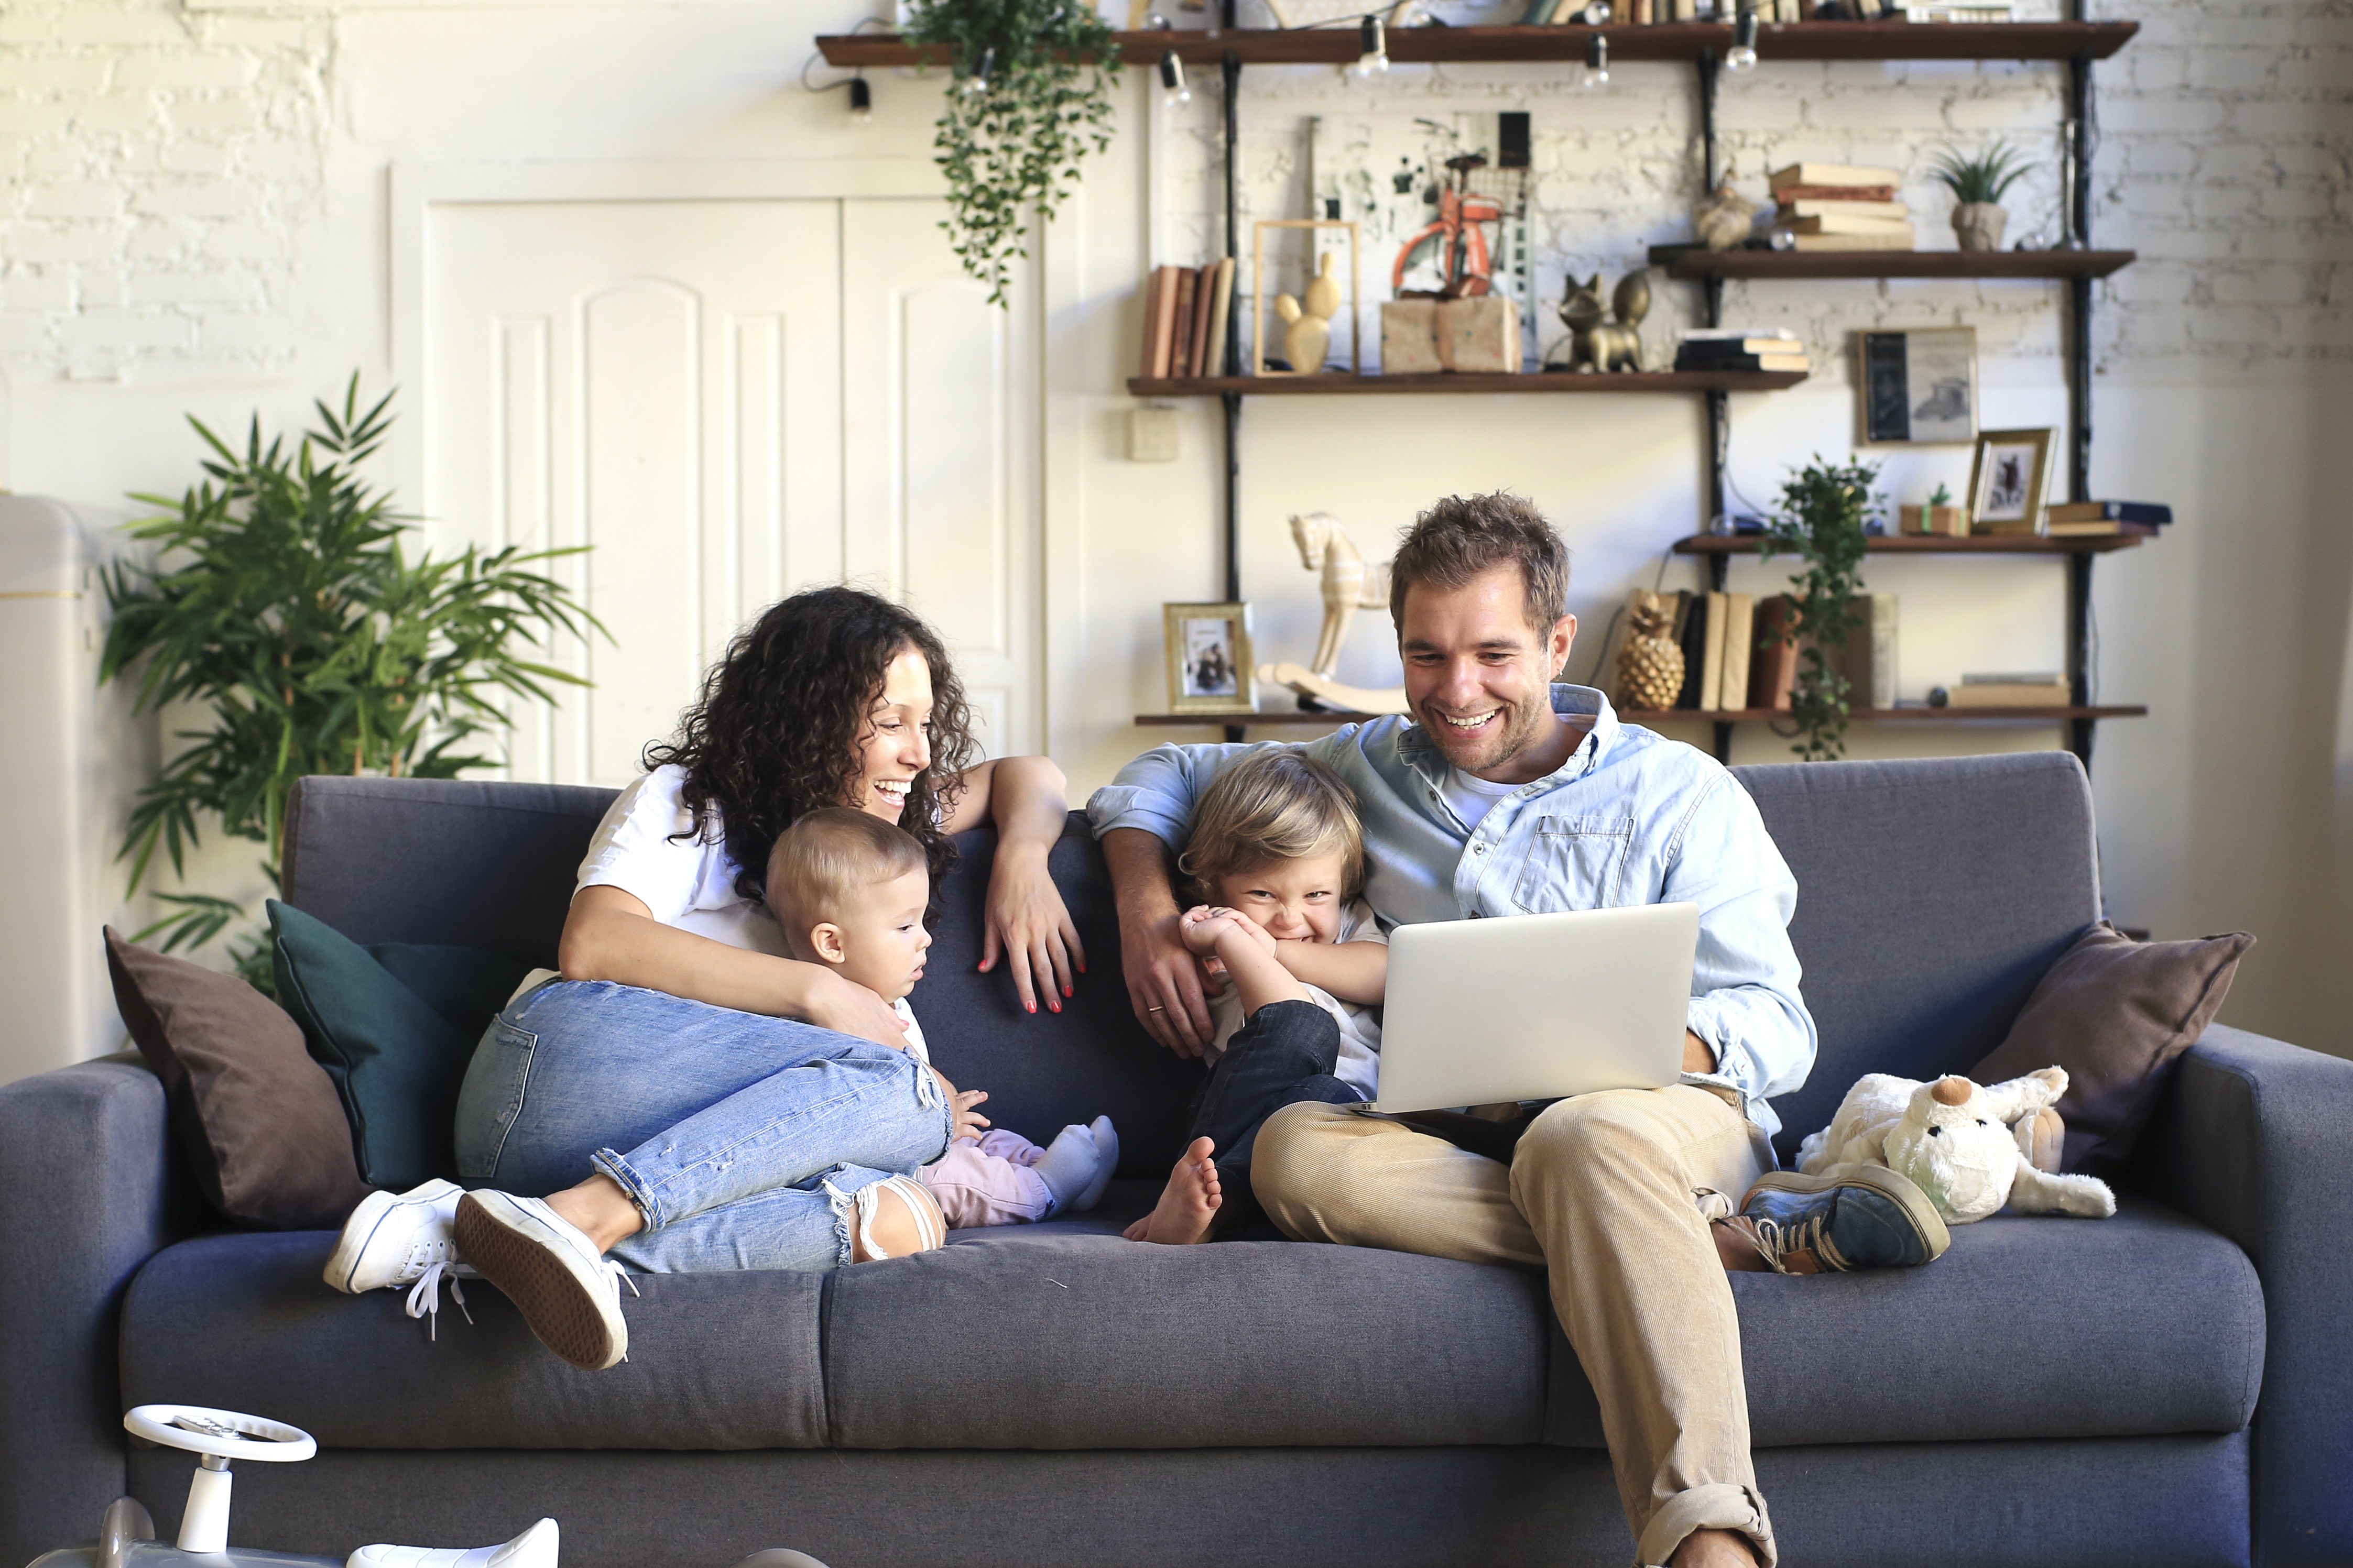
100;377;600;988
903;0;1122;308
1760;456;1882;761
1930;141;2033;252
1900;481;1964;538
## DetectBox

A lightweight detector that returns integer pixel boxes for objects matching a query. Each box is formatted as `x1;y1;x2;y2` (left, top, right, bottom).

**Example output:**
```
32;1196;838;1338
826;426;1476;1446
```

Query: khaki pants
1252;1088;1774;1568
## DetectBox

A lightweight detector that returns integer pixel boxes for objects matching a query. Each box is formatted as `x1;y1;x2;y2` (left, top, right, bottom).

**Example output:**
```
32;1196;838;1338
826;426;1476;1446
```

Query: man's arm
1104;828;1217;1057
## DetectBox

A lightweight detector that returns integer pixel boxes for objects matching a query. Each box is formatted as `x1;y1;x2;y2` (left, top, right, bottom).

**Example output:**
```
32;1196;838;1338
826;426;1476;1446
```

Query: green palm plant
1929;140;2033;206
100;376;601;986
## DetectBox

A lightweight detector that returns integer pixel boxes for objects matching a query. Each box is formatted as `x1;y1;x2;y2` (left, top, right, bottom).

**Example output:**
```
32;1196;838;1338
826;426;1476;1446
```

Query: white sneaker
349;1516;558;1568
324;1180;482;1338
453;1191;638;1372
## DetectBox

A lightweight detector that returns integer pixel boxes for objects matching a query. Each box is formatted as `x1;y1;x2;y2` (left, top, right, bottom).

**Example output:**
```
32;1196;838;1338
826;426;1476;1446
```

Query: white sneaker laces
1731;1213;1849;1275
398;1240;481;1339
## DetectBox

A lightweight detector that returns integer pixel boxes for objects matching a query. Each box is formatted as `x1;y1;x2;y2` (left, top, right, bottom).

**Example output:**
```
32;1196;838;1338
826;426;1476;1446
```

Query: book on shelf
2046;519;2161;537
1716;593;1756;713
1749;596;1799;711
1679;328;1799;345
1771;162;1903;192
1139;266;1181;379
1777;198;1910;221
1779;216;1910;237
1169;267;1199;379
1907;3;2016;21
1202;258;1235;379
1949;677;2070;708
1838;593;1898;711
1675;350;1812;373
2045;500;2172;524
1698;591;1730;713
1782;230;1917;252
1772;184;1898;204
1674;590;1707;710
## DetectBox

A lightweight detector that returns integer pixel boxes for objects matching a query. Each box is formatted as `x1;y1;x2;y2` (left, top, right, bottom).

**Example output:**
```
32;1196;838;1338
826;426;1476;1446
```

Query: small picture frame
1858;328;1978;444
1163;601;1257;715
1251;219;1361;377
1967;427;2056;535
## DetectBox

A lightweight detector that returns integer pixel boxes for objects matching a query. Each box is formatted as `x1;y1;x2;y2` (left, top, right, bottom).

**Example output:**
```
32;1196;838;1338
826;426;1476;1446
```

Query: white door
422;192;1037;787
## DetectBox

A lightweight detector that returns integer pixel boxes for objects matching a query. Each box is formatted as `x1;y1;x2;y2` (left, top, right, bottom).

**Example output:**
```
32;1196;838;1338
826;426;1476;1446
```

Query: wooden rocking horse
1255;511;1410;715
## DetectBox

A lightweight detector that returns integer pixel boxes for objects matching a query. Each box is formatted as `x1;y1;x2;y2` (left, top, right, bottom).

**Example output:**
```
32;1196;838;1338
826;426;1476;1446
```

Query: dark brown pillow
105;927;374;1229
1973;922;2254;1176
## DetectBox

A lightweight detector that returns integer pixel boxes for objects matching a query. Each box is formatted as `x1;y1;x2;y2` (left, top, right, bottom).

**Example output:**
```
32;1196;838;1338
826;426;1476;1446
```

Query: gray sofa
4;752;2347;1568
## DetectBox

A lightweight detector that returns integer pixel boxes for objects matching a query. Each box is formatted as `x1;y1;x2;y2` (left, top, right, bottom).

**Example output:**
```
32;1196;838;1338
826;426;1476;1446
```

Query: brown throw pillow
1973;922;2254;1176
105;927;374;1229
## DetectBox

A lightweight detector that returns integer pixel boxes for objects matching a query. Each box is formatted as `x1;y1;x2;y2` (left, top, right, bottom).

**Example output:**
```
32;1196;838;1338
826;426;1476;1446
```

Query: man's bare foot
1121;1136;1221;1244
1669;1526;1761;1567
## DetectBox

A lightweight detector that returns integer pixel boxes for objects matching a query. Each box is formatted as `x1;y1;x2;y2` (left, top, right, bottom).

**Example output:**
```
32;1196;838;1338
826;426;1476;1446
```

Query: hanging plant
1759;456;1881;762
903;0;1121;308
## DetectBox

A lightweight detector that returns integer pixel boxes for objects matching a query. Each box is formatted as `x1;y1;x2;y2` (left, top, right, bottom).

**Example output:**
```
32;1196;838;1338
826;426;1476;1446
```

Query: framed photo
1163;602;1257;715
1967;427;2056;535
1858;328;1978;443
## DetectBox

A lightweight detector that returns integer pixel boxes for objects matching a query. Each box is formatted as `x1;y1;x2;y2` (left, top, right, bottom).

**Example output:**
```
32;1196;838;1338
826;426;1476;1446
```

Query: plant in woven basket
1616;589;1686;711
1760;456;1882;761
99;377;602;989
903;0;1121;308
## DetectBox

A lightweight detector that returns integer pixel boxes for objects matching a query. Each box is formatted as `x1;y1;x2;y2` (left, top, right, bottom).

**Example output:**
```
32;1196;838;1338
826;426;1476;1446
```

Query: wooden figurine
1552;270;1650;374
1273;253;1343;374
1693;163;1758;251
1254;510;1410;715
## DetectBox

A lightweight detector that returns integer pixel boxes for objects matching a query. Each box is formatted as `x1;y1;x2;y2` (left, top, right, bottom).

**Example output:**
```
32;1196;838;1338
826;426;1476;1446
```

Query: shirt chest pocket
1512;815;1637;911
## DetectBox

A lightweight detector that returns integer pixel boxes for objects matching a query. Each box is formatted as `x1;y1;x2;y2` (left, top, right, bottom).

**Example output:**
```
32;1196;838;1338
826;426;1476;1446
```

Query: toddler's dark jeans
1190;998;1364;1229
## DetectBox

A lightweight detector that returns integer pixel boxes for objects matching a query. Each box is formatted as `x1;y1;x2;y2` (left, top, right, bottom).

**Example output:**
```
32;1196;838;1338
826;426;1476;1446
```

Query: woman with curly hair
341;587;1082;1371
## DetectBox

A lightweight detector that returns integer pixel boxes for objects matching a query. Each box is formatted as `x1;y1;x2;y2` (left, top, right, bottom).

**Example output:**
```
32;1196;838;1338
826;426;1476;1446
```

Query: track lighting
1579;30;1610;89
1355;15;1389;77
964;43;995;94
1728;3;1760;72
1159;49;1191;106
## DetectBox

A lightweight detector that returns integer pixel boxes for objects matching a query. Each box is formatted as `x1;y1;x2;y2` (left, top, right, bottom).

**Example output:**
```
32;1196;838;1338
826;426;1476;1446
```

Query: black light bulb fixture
1728;3;1760;72
847;73;874;123
1579;29;1610;89
1355;14;1390;76
1159;49;1192;106
964;43;996;95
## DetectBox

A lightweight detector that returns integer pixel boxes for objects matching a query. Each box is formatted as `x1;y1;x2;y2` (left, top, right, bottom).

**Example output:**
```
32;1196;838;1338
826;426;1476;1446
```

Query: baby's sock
1076;1114;1120;1211
1032;1123;1101;1215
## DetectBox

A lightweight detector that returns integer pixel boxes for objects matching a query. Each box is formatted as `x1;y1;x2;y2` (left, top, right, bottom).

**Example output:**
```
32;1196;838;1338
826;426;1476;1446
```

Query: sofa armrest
2124;1023;2353;1568
0;1057;197;1564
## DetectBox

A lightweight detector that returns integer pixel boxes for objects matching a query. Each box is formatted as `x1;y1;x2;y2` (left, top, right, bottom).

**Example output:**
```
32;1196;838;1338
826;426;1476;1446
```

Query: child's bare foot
1122;1136;1221;1244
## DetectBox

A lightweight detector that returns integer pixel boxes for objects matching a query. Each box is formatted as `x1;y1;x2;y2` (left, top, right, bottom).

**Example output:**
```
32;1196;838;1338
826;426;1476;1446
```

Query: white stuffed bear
1795;1067;2117;1225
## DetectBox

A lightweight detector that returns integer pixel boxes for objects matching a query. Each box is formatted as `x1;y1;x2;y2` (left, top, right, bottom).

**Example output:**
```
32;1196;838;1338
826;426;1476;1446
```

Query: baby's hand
931;1063;992;1142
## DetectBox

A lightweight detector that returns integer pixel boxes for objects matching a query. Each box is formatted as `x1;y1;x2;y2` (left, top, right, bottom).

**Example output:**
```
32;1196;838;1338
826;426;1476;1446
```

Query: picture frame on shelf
1858;328;1978;444
1164;601;1258;715
1967;427;2055;534
1251;219;1361;377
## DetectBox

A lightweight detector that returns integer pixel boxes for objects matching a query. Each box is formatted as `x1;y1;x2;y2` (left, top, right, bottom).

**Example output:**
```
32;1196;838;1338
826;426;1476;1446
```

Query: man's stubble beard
1417;684;1554;778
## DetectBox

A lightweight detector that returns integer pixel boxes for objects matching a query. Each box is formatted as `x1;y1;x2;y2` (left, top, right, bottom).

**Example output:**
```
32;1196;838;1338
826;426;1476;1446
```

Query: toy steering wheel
123;1406;316;1554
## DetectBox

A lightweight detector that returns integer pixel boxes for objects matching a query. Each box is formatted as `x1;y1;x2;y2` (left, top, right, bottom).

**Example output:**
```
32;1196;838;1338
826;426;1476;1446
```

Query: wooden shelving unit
1128;369;1806;397
1680;532;2147;556
816;21;2136;70
1136;710;1379;726
1633;705;2149;723
1649;247;2136;281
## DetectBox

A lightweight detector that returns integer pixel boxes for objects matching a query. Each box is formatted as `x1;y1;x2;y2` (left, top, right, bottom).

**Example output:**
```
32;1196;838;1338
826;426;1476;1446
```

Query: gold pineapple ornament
1617;590;1685;711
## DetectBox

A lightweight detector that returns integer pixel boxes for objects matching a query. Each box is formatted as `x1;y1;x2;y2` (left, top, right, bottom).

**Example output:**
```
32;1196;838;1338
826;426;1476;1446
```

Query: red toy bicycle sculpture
1392;154;1504;298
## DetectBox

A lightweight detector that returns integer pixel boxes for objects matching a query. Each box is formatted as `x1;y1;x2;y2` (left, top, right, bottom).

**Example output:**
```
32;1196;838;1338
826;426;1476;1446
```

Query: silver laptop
1364;902;1700;1114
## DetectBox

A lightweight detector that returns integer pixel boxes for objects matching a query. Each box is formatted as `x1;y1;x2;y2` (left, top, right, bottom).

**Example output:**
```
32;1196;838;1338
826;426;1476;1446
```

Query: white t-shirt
576;764;786;956
1205;898;1387;1100
1439;766;1521;834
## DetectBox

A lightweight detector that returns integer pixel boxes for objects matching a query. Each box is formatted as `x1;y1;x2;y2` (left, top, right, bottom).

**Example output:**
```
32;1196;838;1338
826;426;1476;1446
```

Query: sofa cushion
104;928;372;1230
121;1230;828;1450
1973;922;2254;1175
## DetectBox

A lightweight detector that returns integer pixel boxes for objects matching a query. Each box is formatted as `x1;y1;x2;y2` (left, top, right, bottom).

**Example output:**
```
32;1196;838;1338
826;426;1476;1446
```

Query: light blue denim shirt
1085;684;1817;1136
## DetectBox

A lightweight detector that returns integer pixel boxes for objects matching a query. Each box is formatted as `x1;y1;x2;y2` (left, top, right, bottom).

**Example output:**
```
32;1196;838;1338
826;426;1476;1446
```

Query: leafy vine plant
903;0;1123;308
1760;456;1882;762
100;377;601;989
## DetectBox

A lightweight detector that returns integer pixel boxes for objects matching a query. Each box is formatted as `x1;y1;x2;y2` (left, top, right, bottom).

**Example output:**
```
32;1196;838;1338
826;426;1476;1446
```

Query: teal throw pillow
267;900;533;1190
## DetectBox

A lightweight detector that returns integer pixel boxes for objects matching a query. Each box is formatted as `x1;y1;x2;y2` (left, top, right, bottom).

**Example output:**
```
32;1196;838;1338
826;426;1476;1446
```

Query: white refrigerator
0;495;158;1087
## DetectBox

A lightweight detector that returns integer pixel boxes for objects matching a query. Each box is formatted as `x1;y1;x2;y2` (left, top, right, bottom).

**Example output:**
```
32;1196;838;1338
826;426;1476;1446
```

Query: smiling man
1087;492;1821;1568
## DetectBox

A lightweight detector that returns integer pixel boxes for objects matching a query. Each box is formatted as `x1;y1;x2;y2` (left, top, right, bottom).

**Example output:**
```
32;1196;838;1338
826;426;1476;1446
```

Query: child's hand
1177;904;1235;957
1203;906;1280;960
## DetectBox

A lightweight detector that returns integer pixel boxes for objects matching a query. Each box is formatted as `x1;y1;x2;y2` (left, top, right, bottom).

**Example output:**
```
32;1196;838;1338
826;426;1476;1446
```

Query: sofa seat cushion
122;1231;830;1451
1728;1195;2263;1448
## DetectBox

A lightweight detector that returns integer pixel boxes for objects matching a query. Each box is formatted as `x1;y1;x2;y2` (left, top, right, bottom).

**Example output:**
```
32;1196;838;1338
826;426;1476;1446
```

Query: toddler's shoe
1724;1166;1952;1274
349;1516;558;1568
323;1179;478;1337
454;1191;639;1370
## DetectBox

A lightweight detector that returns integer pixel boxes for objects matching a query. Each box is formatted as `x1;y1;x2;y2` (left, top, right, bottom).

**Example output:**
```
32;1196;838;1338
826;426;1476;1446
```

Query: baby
767;808;1118;1229
1129;749;1388;1245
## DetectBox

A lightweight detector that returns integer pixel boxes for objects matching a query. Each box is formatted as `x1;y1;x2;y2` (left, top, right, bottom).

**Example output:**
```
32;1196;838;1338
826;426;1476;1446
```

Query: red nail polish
1026;1001;1037;1014
1063;984;1073;999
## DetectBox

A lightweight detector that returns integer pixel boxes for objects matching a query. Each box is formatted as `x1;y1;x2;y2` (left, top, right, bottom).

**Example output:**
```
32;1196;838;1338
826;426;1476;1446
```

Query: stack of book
1768;162;1912;253
1949;673;2069;708
1674;328;1811;376
2044;500;2171;537
1138;259;1236;382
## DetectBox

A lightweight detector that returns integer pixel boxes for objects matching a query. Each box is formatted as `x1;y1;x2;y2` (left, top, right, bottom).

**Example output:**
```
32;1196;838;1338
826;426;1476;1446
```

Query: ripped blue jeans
452;979;951;1274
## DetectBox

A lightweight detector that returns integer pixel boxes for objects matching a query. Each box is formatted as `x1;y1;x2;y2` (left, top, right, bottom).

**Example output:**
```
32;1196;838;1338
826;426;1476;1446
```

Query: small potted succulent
1901;481;1965;538
1931;141;2033;252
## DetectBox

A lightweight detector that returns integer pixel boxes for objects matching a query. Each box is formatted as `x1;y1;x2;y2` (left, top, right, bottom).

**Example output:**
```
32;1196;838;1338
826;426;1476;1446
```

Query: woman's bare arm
558;884;909;1047
940;755;1087;1013
1271;939;1389;1006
